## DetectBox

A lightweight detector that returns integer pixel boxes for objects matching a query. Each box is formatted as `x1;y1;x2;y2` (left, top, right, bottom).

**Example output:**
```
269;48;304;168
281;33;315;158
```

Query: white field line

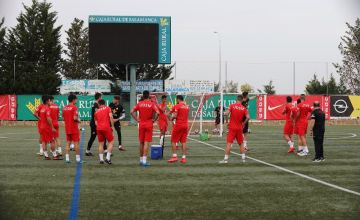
327;133;357;140
187;137;360;197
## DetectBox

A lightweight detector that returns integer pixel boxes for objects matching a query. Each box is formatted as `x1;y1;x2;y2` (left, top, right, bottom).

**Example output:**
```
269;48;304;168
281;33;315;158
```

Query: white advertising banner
60;80;111;94
165;80;214;93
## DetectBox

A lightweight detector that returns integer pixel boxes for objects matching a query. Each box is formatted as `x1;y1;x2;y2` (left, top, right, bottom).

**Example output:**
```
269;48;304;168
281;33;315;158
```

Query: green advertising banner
166;94;256;120
17;95;115;121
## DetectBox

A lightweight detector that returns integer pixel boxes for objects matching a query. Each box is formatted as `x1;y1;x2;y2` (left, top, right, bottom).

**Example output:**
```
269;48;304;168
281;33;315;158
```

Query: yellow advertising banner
349;96;360;117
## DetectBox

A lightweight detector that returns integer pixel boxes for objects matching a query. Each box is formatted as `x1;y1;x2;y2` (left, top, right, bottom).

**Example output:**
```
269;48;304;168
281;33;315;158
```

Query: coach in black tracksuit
309;101;326;162
109;95;126;151
86;93;102;156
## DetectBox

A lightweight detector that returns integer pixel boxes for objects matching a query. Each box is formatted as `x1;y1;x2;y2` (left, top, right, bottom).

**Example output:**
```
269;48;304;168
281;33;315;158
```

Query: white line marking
188;137;360;197
0;137;8;139
327;133;357;140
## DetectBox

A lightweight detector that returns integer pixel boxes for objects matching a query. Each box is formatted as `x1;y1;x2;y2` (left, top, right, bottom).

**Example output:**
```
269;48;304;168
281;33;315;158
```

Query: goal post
138;92;225;138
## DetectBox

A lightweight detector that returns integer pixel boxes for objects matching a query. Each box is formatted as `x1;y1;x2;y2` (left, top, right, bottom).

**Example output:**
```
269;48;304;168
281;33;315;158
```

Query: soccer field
0;125;359;220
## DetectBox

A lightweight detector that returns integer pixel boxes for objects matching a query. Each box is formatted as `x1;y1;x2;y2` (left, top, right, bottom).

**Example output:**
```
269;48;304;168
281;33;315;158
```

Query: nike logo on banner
268;104;283;111
0;104;7;109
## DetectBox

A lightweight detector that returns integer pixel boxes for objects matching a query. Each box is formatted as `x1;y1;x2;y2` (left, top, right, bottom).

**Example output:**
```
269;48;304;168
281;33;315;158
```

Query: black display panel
89;23;159;64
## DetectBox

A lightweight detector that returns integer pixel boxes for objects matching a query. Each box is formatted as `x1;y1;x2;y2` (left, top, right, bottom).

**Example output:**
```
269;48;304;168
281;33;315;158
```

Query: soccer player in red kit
39;95;60;160
49;96;62;156
158;95;168;149
168;95;190;164
130;90;160;167
282;96;296;153
219;95;249;164
293;99;301;150
94;99;115;165
296;94;313;156
34;96;45;156
62;94;81;163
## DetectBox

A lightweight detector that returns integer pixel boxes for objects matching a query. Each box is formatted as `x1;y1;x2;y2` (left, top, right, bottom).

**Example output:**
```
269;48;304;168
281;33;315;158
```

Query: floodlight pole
213;32;222;92
129;64;137;125
326;62;329;95
293;61;296;95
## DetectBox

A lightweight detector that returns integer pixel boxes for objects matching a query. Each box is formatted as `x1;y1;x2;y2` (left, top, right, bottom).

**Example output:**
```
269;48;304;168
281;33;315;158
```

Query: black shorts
215;117;224;125
243;121;249;134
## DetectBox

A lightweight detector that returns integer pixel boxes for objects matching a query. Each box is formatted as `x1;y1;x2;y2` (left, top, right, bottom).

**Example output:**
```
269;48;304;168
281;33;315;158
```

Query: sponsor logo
26;98;42;114
160;18;169;26
333;99;348;114
267;104;284;111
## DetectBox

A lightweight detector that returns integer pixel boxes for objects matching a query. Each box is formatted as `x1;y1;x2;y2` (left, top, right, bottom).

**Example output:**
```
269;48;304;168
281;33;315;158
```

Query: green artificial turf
0;125;359;220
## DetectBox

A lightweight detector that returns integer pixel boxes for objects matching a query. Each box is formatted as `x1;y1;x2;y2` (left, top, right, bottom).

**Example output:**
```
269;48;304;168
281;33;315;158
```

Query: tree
225;80;238;93
334;18;360;95
0;17;8;93
262;80;276;94
62;18;97;79
240;83;254;93
101;63;174;81
305;74;325;94
305;73;350;94
4;0;62;94
137;64;173;80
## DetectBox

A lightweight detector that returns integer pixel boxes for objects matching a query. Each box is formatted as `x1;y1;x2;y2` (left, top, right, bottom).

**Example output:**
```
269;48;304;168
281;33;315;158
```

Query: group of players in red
34;94;83;163
130;91;190;166
35;94;118;164
282;94;313;156
33;90;266;166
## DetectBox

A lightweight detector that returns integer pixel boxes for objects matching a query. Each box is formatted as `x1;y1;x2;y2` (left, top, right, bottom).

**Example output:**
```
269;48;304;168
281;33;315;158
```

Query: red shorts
283;121;294;135
53;126;59;138
297;123;308;136
159;120;168;133
66;132;80;142
97;128;114;142
139;126;153;143
171;125;188;143
40;128;54;143
227;128;244;145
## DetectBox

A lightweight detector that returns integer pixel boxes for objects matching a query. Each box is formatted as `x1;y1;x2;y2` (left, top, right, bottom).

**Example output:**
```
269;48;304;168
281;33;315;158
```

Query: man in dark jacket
86;92;102;156
309;101;326;162
109;95;126;151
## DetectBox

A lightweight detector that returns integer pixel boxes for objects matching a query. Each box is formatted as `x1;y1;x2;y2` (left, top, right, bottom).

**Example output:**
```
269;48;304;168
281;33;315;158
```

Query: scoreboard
89;16;171;64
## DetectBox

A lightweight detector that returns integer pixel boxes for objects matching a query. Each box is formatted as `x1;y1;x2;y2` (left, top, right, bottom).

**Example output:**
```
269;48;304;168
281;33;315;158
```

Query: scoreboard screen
89;16;171;64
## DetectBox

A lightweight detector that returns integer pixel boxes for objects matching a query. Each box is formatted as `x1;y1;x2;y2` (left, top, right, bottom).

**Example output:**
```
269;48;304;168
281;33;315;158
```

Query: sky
0;0;359;94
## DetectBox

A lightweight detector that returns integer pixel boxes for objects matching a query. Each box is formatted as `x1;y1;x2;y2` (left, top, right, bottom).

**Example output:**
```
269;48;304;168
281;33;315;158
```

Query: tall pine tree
0;17;8;94
334;18;360;95
62;18;97;79
5;0;62;94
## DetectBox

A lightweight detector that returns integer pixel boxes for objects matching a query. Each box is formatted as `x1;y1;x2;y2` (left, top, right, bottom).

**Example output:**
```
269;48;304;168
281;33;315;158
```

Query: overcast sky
1;0;359;93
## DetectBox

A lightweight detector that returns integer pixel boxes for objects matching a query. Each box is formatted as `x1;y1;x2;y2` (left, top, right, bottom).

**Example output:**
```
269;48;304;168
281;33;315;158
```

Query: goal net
137;92;224;138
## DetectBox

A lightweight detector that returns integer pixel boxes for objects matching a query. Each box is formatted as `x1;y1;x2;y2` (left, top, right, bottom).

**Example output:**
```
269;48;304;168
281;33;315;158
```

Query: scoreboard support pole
129;64;137;125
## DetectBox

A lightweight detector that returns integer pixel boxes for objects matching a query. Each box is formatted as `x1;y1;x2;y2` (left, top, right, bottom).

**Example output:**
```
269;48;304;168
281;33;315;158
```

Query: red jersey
291;106;299;121
228;103;249;130
35;103;44;127
170;102;189;127
49;103;59;127
133;99;159;128
297;102;312;123
158;103;168;123
94;106;112;131
39;105;51;130
62;103;79;134
284;103;293;122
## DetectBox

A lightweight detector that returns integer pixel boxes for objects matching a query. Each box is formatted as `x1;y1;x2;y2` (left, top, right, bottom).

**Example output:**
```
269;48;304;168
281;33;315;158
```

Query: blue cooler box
151;145;163;160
